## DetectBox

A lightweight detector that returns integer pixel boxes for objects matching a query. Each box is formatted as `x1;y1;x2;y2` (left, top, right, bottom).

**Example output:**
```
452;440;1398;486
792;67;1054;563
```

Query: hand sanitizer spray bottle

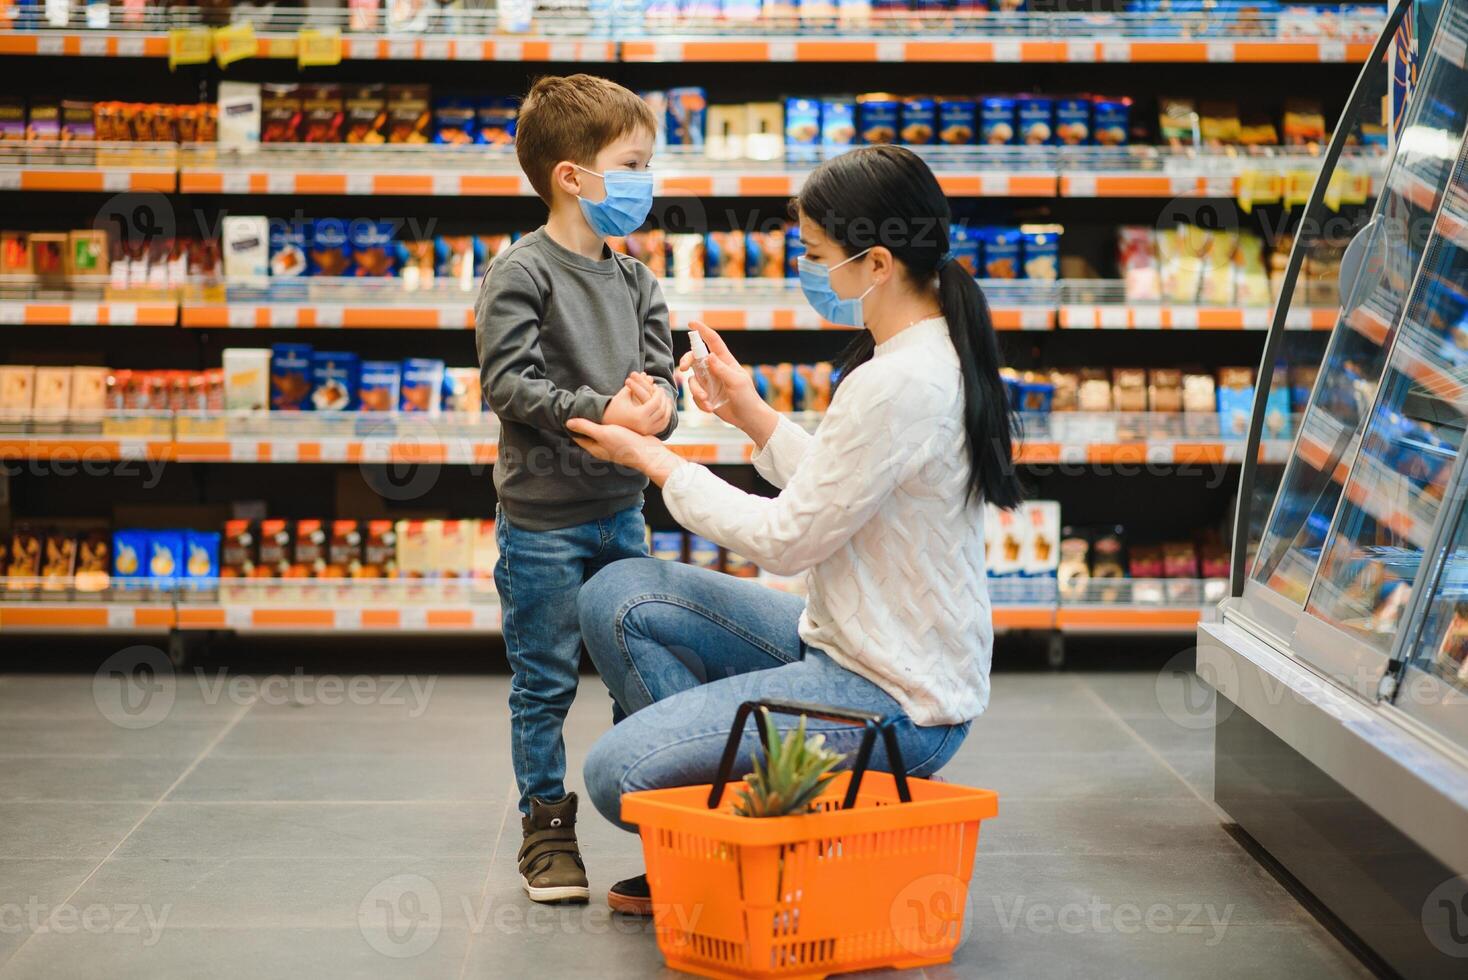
688;330;728;411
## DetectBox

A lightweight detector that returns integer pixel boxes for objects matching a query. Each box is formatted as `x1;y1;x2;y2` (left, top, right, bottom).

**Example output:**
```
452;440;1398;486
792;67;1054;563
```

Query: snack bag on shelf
1216;366;1256;437
1199;101;1241;146
311;352;360;412
302;84;345;143
745;228;784;279
987;506;1026;578
1264;364;1292;437
1234;232;1272;307
0;97;23;141
39;532;77;592
981;227;1021;279
359;361;402;413
1053;96;1090;145
1077;369;1112;412
347;220;396;277
221;520;257;583
1198;230;1238;306
1128;543;1164;579
109;528;147;588
979;96;1015;145
1157;226;1203;304
706;104;747;160
1020;224;1061;281
744;102;783;160
288;520;328;579
1089;526;1126;603
61;100;95;141
1022;501;1060;577
784;97;821;160
75;529;110;592
1111;368;1147;413
688;535;721;572
431;98;476;145
1015;96;1053;146
386;85;431;144
1057;529;1089;600
650;530;685;563
400;358;445;414
1159;96;1200;147
1238;109;1280;147
323;520;361;584
667;233;706;287
1049;369;1079;412
30;367;71;425
1116;226;1161;302
436;236;482;291
184;531;220;591
349;0;380;31
146;531;183;592
256;519;292;581
1163;540;1199;579
900;96;937;146
344;85;388;144
1148;368;1183;412
440;520;474;579
1091;96;1131;146
269;221;309;278
706;231;746;278
856;93;898;145
471;519;498;596
1283;97;1327;147
476;98;518;146
395;519;442;580
26;100;59;141
388;0;429;32
0;365;36;425
397;240;436;290
1289;365;1318;410
784;223;804;277
359;520;397;579
261;84;303;142
667;87;707;147
270;343;315;411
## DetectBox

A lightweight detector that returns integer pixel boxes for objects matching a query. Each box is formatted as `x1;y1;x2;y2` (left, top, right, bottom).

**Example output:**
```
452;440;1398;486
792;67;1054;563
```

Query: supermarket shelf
0;410;1292;467
0;576;1218;635
168;144;1381;201
1060;280;1337;330
0;141;177;193
0;297;177;326
0;8;1383;63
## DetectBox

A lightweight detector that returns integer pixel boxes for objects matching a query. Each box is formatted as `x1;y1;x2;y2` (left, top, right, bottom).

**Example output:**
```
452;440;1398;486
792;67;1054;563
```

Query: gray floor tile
0;859;98;970
0;673;245;721
115;802;506;859
0;758;188;803
963;715;1145;756
980;798;1233;856
0;803;151;859
243;674;504;723
461;898;677;980
939;747;1196;801
0;719;230;760
982;674;1111;719
1080;668;1218;722
67;858;493;930
0;926;472;980
168;754;511;803
942;921;1376;980
1121;715;1218;757
207;717;500;759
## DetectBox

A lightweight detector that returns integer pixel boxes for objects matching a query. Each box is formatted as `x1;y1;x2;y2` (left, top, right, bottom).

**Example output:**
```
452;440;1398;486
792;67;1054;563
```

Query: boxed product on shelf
257;519;293;578
387;85;431;144
1022;501;1060;577
311;352;360;412
400;358;445;414
218;82;262;146
344;84;388;144
324;520;361;578
261;84;303;143
359;360;403;413
222;216;269;282
311;220;352;276
270;343;315;411
223;349;271;414
289;520;328;578
986;505;1026;577
650;530;685;563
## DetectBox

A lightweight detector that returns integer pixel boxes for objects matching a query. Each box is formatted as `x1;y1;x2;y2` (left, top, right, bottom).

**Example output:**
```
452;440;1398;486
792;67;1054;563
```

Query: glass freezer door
1243;6;1468;652
1294;120;1468;699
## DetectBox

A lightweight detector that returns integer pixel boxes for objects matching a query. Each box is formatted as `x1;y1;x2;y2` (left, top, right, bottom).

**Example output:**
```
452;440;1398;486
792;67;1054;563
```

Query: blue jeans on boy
495;504;647;816
576;557;971;832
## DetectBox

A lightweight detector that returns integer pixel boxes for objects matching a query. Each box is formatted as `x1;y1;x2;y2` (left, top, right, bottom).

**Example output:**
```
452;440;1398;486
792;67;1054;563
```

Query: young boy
474;74;678;905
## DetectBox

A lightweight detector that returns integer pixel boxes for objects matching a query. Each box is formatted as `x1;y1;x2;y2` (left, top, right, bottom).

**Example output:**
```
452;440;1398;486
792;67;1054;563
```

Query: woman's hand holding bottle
679;321;780;449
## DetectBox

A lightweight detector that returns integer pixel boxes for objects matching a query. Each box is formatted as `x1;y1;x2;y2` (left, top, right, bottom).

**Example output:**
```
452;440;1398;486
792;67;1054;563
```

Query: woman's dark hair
793;144;1023;510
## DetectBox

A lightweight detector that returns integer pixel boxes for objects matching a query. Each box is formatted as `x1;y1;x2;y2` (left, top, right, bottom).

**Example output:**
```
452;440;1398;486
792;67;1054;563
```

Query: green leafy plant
733;709;847;818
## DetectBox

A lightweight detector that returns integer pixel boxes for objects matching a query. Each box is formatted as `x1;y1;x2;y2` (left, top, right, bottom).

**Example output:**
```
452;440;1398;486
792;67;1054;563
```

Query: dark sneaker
518;793;589;904
607;873;652;916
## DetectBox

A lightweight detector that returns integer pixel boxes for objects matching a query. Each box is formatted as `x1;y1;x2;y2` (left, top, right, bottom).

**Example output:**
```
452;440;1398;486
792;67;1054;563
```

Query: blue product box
785;97;821;162
1016;96;1054;146
784;224;804;278
666;87;707;147
270;343;315;411
937;98;977;145
311;351;360;411
348;220;397;278
1053;97;1091;145
400;358;445;414
979;96;1016;145
147;530;184;588
949;224;982;277
1217;382;1256;437
856;95;899;144
431;98;476;145
268;220;309;278
309;219;351;277
475;98;518;146
111;529;149;585
358;360;402;414
1263;382;1291;438
1092;97;1131;146
688;535;720;569
819;98;856;148
183;531;220;586
981;228;1022;279
900;96;938;145
651;531;685;562
1020;227;1061;280
1018;381;1055;413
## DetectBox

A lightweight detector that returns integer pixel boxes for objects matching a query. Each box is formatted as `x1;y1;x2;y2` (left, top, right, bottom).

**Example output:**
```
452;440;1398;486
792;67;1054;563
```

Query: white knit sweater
662;316;992;726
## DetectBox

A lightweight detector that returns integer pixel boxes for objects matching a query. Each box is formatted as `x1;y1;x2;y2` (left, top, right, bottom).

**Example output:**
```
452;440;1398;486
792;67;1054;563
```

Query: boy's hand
600;375;672;436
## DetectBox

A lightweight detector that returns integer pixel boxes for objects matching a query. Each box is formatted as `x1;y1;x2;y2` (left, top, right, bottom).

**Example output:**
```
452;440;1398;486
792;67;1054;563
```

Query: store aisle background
0;664;1376;979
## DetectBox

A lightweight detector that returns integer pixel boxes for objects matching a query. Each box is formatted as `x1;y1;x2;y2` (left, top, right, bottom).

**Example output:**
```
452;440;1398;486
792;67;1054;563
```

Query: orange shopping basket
622;698;998;980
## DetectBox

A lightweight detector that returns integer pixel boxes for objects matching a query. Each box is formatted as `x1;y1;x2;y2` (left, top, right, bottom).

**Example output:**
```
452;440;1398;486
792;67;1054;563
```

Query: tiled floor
0;668;1375;979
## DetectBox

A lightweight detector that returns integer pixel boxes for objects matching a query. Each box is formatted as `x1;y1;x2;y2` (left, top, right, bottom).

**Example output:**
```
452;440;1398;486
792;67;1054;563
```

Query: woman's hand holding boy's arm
600;376;672;436
566;417;683;487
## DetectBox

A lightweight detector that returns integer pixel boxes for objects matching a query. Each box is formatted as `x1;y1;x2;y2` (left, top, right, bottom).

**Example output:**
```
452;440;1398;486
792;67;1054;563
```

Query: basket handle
706;698;911;811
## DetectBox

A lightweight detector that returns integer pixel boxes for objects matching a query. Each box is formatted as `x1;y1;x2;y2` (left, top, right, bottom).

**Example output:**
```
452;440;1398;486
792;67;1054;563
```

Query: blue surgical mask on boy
574;165;654;238
798;247;875;327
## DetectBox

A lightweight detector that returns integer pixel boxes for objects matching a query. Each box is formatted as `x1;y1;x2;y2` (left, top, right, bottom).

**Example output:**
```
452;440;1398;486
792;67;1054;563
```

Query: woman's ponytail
938;261;1023;510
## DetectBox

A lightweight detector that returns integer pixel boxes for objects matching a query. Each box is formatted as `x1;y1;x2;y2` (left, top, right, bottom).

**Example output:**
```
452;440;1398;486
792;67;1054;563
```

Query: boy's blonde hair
515;74;658;204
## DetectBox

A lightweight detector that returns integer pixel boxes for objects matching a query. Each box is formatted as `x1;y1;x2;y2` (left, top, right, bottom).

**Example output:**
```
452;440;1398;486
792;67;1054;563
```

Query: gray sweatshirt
474;227;679;531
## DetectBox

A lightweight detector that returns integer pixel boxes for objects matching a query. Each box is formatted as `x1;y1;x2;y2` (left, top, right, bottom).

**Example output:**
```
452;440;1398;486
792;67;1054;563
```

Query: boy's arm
476;259;611;432
641;276;679;440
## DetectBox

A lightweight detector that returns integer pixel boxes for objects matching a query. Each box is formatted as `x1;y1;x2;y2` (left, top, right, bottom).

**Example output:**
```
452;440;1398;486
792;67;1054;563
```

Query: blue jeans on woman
577;557;971;832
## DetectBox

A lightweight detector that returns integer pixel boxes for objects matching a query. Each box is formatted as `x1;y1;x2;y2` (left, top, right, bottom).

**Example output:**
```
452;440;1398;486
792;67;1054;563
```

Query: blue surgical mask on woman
798;247;875;327
574;165;653;238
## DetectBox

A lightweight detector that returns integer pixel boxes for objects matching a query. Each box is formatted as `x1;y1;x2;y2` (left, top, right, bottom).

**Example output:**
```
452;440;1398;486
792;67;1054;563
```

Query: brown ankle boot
518;793;590;904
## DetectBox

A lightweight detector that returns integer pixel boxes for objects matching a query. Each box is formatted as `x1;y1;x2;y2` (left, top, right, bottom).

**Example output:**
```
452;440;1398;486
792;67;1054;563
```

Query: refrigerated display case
1202;2;1468;976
